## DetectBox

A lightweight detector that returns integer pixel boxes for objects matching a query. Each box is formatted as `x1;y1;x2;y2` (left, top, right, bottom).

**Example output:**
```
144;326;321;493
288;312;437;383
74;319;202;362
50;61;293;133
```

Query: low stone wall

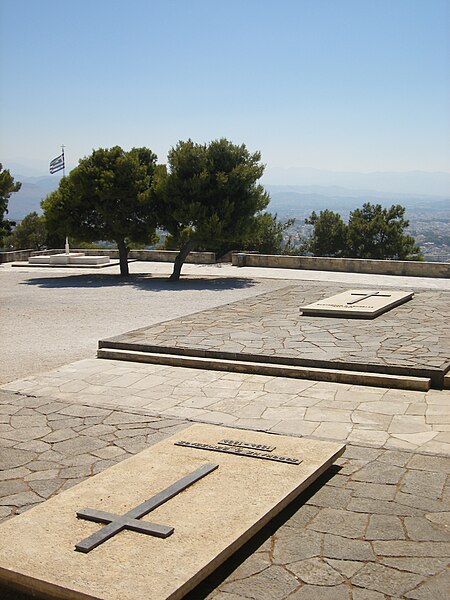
0;249;34;263
13;249;216;264
128;250;215;263
232;252;450;278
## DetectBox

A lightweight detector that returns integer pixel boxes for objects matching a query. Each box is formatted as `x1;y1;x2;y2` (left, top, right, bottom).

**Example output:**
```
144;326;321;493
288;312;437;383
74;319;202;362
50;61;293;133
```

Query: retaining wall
231;253;450;278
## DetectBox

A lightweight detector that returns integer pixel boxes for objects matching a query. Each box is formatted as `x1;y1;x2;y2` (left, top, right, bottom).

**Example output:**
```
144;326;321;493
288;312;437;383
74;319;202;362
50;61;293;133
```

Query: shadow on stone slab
183;464;341;600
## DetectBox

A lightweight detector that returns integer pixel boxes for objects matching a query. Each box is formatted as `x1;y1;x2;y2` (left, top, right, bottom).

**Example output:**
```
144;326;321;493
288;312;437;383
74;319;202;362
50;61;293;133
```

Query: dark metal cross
347;291;391;306
75;462;218;553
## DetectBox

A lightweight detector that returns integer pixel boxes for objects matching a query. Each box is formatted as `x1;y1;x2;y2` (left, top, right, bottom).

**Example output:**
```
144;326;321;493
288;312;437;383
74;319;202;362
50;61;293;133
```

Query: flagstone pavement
101;283;450;381
0;262;449;599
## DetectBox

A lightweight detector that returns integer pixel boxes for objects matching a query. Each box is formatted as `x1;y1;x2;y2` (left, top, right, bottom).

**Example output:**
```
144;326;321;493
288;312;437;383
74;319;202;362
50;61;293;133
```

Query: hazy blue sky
1;0;449;179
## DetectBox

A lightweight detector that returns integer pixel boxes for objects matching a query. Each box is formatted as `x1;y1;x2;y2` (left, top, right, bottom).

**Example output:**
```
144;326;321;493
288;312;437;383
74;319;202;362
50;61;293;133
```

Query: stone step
97;347;431;391
444;372;450;389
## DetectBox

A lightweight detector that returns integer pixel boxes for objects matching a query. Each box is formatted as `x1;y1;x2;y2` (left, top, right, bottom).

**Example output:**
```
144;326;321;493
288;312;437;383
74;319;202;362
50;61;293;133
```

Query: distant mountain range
265;185;450;220
4;164;450;221
263;167;450;197
6;174;62;220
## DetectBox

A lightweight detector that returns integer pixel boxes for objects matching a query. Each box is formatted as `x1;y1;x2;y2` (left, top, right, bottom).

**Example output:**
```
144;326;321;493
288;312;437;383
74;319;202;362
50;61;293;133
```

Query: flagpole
59;144;68;254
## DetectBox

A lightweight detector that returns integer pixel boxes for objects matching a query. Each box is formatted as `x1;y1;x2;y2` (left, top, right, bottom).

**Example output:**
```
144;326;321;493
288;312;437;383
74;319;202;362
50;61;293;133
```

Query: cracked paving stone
307;508;369;539
28;479;63;499
379;557;449;577
113;427;152;438
60;465;92;479
61;453;97;467
351;563;425;597
283;506;320;530
10;415;48;428
221;564;299;600
0;448;36;470
15;440;52;453
272;529;323;563
366;514;405;540
24;469;59;481
0;491;43;507
0;479;29;498
324;559;364;578
350;462;405;485
52;436;107;455
2;427;52;442
288;557;344;586
404;569;450;600
288;583;351;600
79;424;117;436
0;507;12;519
307;486;352;509
347;497;423;517
400;470;446;500
323;535;375;561
206;593;251;600
403;516;450;541
41;428;78;443
103;413;161;425
0;467;31;481
372;540;450;557
58;405;112;418
425;511;450;530
406;454;450;472
226;553;271;582
394;491;449;513
347;481;397;501
112;437;149;454
352;589;387;600
90;446;127;459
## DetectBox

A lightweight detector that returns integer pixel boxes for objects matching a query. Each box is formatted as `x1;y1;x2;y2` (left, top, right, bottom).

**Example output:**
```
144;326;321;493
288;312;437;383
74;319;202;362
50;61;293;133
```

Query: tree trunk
169;240;195;281
117;238;129;276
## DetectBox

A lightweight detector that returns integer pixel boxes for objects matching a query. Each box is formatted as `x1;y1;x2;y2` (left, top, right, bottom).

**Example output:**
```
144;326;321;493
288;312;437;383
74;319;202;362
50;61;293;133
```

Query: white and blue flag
49;153;65;174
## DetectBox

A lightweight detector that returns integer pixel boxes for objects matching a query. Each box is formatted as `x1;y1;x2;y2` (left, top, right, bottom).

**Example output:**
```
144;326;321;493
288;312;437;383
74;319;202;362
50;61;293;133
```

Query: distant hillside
263;167;450;197
265;185;450;219
5;168;450;222
6;175;60;220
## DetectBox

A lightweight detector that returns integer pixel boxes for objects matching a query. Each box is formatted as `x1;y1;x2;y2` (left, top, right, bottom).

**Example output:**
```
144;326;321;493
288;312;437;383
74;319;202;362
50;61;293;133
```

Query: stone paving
101;283;450;386
1;265;450;599
0;389;449;600
4;358;450;456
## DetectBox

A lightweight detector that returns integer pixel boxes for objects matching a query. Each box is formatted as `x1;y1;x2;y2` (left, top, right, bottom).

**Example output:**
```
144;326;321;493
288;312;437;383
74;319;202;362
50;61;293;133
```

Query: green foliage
347;203;422;260
156;138;270;279
304;203;422;260
6;212;47;250
42;146;159;275
304;210;347;257
0;164;21;247
240;213;297;255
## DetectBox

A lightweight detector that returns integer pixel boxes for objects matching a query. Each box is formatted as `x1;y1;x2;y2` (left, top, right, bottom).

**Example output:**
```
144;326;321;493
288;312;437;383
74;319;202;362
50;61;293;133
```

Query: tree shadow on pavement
20;274;259;292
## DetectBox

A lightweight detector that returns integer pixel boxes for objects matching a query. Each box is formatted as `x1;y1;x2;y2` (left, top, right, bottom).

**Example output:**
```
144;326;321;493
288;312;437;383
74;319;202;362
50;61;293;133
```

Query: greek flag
49;153;65;174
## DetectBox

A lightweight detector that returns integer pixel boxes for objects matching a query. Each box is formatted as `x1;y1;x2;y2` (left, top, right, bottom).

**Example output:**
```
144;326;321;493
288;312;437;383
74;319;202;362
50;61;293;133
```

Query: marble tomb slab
301;289;414;318
0;423;344;600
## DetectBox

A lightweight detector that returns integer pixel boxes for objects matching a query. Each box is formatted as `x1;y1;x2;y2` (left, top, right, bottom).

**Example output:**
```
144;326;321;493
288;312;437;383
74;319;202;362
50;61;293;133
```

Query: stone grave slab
300;289;414;318
0;423;344;600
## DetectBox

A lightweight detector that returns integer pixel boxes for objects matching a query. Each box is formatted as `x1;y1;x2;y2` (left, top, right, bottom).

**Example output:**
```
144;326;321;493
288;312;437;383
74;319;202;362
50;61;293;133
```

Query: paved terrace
100;282;450;386
1;261;449;599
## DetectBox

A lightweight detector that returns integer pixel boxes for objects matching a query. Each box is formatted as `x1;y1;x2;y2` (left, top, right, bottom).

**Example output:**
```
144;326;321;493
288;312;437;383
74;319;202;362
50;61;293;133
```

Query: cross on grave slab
0;424;346;600
75;462;218;553
347;291;392;305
